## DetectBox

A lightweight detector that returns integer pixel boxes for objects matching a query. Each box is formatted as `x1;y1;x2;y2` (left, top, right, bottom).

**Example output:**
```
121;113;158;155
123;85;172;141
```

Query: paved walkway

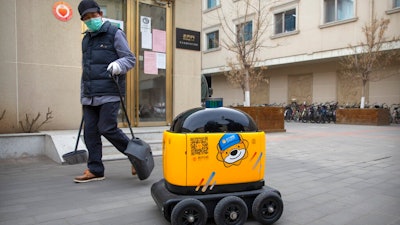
0;123;399;225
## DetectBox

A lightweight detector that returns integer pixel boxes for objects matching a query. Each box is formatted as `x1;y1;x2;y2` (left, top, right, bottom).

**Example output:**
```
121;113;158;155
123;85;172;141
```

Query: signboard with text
176;28;200;51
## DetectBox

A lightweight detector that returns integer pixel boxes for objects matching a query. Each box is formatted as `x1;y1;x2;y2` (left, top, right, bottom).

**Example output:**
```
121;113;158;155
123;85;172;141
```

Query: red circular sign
53;2;73;22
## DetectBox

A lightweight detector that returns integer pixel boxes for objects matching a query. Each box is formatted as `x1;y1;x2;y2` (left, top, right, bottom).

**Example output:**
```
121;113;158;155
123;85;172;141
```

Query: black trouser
83;102;129;176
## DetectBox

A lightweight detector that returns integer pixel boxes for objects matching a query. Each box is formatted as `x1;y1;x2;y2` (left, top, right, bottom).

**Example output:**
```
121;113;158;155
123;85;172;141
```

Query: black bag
111;73;154;180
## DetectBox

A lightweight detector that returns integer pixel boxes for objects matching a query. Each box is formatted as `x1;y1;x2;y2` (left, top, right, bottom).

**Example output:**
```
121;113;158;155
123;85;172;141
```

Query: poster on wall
52;1;73;22
144;51;166;74
152;29;166;53
141;16;152;49
144;51;158;75
141;16;167;74
141;16;151;33
156;53;166;69
142;32;152;49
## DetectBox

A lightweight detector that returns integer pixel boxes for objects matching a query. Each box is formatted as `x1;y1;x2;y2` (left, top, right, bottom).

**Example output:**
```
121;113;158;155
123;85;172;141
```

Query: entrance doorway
96;0;172;126
136;2;169;125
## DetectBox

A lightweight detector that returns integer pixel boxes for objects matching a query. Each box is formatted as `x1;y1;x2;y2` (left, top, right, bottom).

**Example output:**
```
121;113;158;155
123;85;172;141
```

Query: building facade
201;0;400;107
1;0;399;133
0;0;202;133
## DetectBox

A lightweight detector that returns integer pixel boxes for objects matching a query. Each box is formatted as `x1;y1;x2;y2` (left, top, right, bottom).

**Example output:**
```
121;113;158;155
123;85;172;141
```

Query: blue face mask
84;17;103;32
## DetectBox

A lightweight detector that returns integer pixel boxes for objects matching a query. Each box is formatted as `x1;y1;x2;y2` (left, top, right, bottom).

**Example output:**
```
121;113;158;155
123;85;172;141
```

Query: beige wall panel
1;0;82;132
380;1;400;38
0;0;18;133
0;0;17;60
386;11;400;38
269;74;288;105
173;0;202;117
313;71;337;104
173;72;200;116
267;62;340;105
16;0;81;66
172;48;201;116
0;64;18;133
18;64;81;131
251;81;269;105
202;50;229;70
212;74;243;106
174;0;201;30
337;72;363;106
369;72;400;106
174;48;201;75
288;74;313;104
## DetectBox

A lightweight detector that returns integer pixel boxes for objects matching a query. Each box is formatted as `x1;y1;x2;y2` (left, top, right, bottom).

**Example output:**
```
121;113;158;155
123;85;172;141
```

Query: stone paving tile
0;123;399;225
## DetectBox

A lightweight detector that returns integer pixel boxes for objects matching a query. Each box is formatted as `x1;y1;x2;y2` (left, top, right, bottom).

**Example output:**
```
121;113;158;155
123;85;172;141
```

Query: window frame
322;0;356;24
394;0;400;8
205;0;220;10
386;0;400;14
270;1;300;39
203;24;221;52
274;8;297;35
236;20;253;43
205;30;220;51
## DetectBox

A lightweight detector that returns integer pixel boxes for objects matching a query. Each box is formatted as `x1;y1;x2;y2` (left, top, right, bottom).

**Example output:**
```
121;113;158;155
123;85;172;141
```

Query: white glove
107;62;122;75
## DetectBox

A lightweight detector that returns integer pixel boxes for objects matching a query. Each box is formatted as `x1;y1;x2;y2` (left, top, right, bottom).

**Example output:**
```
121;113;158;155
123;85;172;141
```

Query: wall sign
52;1;73;22
176;28;200;51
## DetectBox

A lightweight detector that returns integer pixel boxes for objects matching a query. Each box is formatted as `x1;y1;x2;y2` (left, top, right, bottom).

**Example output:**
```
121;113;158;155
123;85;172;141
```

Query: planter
232;106;285;133
336;108;390;126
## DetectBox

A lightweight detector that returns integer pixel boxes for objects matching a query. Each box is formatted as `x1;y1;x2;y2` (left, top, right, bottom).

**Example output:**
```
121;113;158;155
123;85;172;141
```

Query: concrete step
0;126;169;164
80;126;166;161
101;129;164;161
102;140;162;160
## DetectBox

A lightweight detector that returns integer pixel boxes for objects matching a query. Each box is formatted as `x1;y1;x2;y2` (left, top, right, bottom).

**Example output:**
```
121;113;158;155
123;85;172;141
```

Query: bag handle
109;71;135;139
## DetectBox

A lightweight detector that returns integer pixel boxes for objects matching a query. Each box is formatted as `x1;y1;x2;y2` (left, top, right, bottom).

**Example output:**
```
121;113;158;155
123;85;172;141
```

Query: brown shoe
131;165;137;176
74;169;105;183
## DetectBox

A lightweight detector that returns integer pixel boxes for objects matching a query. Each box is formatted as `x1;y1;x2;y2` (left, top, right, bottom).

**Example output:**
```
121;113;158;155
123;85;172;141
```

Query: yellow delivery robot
151;107;283;225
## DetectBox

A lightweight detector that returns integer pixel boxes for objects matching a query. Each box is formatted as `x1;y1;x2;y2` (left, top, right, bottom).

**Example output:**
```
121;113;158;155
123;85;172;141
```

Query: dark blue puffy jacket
81;21;126;97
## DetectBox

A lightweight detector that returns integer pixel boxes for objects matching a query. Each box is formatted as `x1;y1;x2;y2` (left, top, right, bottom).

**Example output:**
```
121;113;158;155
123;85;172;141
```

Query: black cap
78;0;100;20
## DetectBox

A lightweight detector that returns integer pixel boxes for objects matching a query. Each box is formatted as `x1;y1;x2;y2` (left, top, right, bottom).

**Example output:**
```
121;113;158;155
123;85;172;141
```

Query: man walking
74;0;136;183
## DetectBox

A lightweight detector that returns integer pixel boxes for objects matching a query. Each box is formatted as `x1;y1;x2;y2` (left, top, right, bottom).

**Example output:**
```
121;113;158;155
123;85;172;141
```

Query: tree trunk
360;79;367;108
244;68;250;106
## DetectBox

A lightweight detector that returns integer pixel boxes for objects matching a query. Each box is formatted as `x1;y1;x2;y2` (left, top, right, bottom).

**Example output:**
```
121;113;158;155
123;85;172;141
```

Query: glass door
134;1;172;126
138;3;166;122
86;0;171;127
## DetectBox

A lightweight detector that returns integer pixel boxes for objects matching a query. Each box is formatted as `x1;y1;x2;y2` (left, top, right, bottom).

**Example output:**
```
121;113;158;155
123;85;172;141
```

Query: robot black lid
170;107;258;133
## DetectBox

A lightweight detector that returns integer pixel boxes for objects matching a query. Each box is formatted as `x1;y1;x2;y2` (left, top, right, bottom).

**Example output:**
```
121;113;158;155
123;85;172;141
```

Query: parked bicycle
282;101;337;124
390;104;400;124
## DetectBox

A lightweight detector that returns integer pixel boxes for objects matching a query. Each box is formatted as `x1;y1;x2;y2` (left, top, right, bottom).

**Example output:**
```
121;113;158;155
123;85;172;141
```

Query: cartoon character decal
216;133;249;167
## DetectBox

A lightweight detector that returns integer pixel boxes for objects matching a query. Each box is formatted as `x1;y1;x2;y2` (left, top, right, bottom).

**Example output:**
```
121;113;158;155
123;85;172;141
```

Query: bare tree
217;0;273;106
0;110;5;121
340;15;400;108
19;108;54;133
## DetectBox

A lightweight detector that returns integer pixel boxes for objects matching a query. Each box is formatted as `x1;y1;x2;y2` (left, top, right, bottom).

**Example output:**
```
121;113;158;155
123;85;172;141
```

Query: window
206;30;219;50
394;0;400;8
207;0;220;9
324;0;354;23
386;0;400;14
236;21;253;42
274;9;296;34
